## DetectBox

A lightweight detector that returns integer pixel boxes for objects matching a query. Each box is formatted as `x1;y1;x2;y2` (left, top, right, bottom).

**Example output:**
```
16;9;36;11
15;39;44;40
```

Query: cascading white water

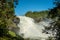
16;16;56;40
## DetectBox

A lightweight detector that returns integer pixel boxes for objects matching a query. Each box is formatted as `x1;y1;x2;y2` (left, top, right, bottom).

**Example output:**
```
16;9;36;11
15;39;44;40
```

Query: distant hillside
25;11;49;18
25;11;49;22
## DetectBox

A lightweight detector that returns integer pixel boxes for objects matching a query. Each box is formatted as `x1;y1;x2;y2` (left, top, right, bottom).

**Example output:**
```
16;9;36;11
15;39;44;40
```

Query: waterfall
15;16;56;40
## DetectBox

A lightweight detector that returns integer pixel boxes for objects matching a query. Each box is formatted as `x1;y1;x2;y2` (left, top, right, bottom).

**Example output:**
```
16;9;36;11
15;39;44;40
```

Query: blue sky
15;0;54;16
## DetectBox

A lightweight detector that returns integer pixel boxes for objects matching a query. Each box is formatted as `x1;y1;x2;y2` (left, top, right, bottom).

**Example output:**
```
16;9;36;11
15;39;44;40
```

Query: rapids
15;16;56;40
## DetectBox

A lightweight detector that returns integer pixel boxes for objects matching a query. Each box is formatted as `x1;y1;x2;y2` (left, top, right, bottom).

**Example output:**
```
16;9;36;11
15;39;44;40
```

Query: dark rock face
34;18;42;23
13;17;20;25
7;17;20;34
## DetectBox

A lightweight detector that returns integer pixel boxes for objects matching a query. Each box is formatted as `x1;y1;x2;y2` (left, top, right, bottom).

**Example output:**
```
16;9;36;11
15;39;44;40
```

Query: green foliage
25;11;49;19
0;0;22;40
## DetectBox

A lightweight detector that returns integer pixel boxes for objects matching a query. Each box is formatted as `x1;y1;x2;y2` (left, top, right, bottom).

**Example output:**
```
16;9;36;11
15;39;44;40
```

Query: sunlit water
16;16;56;40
